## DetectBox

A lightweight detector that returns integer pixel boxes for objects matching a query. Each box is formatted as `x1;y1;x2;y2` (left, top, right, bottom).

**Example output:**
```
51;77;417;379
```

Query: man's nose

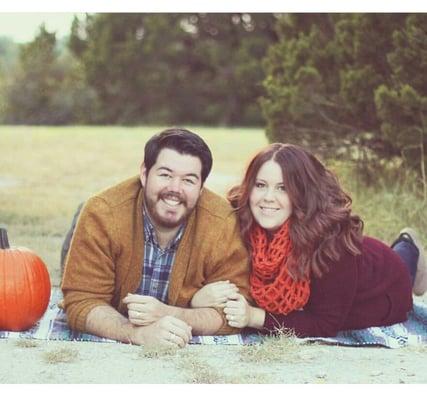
167;177;182;192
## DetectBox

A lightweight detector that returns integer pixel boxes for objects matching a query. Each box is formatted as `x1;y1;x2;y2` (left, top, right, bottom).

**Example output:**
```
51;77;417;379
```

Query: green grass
1;125;425;287
327;159;427;245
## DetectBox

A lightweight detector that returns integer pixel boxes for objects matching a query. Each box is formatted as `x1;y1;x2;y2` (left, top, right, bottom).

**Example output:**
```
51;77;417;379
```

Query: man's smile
160;193;184;208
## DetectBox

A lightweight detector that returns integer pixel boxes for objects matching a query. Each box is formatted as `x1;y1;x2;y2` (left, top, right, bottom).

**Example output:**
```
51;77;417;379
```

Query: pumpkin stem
0;227;10;249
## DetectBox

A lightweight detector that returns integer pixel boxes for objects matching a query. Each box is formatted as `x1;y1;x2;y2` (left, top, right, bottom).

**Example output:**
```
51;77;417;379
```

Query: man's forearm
85;305;137;344
165;306;223;335
85;304;194;347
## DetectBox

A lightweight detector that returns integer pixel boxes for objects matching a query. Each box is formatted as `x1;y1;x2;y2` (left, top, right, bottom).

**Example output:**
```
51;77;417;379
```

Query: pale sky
0;1;424;44
0;13;87;43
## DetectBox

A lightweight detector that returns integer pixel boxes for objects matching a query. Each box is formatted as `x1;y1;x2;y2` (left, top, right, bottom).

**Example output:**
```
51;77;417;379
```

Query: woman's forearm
248;306;266;329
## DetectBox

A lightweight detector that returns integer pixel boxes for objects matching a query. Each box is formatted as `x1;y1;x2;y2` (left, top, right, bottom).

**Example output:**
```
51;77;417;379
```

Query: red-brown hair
227;143;364;280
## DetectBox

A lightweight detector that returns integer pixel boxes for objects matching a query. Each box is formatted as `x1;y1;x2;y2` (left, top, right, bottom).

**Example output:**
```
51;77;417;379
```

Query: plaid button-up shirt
136;209;185;303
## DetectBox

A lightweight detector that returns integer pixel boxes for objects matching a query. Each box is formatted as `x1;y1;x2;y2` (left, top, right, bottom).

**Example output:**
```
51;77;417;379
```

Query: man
61;128;250;348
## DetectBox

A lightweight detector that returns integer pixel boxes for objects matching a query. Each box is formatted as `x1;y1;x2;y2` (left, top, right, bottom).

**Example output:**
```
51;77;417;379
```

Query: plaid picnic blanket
1;288;427;348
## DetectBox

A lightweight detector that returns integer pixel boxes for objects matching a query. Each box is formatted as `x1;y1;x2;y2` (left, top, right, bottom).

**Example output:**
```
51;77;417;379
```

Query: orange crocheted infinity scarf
249;221;311;315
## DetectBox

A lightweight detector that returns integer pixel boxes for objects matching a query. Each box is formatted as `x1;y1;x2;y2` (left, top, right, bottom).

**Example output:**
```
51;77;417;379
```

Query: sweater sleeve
61;196;118;332
205;212;251;335
263;251;359;338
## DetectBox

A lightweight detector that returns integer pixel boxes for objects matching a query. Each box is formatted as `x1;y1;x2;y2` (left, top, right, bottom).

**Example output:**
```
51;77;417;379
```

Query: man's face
140;148;203;230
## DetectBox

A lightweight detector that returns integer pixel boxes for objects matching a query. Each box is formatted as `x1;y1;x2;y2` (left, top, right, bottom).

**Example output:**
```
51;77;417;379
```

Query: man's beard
143;189;194;230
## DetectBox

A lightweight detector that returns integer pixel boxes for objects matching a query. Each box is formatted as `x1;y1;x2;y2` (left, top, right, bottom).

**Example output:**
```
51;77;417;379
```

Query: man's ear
140;162;147;187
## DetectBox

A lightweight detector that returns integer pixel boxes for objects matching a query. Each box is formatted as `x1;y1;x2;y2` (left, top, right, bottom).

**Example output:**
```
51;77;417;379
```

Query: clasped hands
123;294;192;348
191;280;252;328
122;280;250;348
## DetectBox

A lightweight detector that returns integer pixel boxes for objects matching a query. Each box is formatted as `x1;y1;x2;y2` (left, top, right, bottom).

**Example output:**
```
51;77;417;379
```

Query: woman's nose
262;187;275;202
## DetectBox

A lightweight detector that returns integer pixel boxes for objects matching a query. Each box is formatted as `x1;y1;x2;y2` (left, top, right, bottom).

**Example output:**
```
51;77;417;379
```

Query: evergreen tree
3;25;60;124
375;14;427;197
3;24;99;124
261;14;410;156
68;13;277;125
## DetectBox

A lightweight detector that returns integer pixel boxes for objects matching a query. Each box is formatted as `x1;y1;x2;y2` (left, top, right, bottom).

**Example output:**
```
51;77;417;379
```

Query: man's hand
84;304;192;347
190;280;239;308
132;316;192;348
123;294;170;326
123;293;224;336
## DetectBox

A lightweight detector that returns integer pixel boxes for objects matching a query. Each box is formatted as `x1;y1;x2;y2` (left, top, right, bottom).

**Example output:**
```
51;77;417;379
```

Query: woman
191;143;427;338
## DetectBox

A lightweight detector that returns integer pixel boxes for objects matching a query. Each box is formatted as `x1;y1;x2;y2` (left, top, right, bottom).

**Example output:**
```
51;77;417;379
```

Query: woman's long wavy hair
227;143;364;280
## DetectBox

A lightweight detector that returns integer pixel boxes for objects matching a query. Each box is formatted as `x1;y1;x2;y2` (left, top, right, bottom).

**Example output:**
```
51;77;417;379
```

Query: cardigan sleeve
205;211;251;335
263;251;359;338
61;196;118;332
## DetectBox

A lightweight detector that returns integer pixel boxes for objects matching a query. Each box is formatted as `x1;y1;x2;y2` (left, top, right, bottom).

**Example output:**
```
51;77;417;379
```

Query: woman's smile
259;205;280;215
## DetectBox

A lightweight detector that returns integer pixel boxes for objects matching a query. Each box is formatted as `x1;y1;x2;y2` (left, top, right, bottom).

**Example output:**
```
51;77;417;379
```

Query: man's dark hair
144;128;213;184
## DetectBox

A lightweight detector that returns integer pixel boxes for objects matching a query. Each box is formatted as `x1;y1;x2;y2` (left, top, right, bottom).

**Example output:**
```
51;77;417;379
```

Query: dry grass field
0;125;426;384
0;125;268;285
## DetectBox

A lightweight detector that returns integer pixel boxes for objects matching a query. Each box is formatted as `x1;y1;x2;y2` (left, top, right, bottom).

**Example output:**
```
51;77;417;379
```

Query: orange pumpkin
0;228;51;331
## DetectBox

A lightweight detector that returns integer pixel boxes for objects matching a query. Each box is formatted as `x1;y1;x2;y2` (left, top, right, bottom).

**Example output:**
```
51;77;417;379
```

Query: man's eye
160;173;171;178
184;179;195;185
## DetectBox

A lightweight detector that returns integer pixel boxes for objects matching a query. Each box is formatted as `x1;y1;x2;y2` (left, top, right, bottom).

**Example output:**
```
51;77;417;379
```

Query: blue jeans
392;241;419;286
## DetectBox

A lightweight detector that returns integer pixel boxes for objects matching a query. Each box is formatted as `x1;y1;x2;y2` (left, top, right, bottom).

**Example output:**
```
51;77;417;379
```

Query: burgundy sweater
262;236;413;337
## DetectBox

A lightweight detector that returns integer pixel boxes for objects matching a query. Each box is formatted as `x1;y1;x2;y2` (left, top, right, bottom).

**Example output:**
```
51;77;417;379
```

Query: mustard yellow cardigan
61;176;250;334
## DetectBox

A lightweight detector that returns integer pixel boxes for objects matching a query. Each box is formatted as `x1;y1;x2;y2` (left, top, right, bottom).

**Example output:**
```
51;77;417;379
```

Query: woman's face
249;160;292;232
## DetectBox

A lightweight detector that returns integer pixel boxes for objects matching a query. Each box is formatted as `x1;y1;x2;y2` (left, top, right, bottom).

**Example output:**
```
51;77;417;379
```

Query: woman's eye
277;185;286;192
255;182;265;188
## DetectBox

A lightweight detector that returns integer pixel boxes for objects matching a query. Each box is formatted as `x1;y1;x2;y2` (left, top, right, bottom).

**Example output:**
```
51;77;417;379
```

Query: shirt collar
143;206;185;250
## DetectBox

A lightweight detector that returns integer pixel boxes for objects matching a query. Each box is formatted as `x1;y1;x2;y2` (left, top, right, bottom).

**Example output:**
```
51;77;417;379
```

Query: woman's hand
190;280;239;308
223;293;251;328
224;294;266;329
